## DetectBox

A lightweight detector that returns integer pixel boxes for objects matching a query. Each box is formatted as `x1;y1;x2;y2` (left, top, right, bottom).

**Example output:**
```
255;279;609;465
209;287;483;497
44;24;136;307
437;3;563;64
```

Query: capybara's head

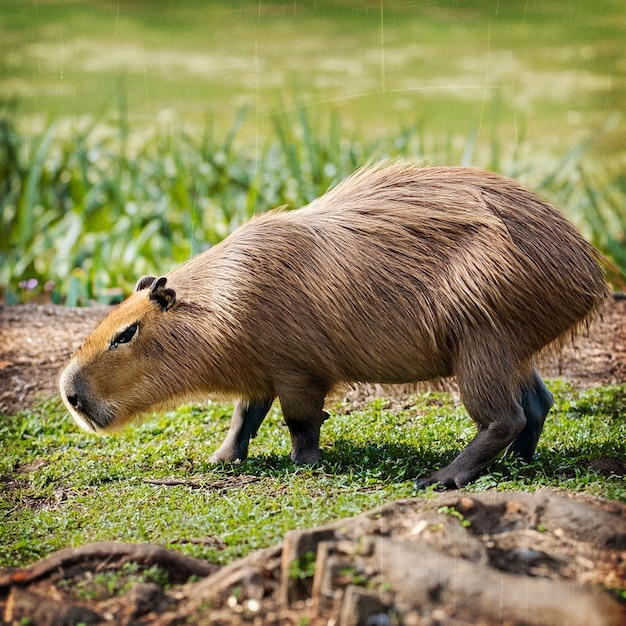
59;276;180;433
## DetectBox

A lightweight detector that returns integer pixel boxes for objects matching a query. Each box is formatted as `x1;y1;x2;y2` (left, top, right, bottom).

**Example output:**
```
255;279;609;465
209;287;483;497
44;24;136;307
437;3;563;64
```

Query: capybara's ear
135;275;157;292
149;276;176;312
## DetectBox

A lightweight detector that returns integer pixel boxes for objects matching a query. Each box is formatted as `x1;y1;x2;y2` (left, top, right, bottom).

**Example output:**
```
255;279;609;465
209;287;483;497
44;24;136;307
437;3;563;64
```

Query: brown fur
59;163;609;488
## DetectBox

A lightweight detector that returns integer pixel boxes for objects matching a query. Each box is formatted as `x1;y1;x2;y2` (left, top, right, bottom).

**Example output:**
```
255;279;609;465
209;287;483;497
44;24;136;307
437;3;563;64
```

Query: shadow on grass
227;439;458;485
228;437;625;489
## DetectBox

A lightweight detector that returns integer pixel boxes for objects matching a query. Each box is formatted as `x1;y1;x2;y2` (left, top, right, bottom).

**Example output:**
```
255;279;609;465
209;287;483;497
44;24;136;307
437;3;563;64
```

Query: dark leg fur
415;407;526;489
507;367;553;461
279;388;329;465
210;399;274;462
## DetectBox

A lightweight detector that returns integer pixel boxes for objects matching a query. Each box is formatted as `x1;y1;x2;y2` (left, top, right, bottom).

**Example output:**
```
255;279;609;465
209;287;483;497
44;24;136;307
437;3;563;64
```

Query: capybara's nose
59;365;89;417
66;393;82;410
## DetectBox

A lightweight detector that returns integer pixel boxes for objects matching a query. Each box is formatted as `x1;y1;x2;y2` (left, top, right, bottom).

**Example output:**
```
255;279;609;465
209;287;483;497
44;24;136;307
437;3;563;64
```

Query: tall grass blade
17;121;58;247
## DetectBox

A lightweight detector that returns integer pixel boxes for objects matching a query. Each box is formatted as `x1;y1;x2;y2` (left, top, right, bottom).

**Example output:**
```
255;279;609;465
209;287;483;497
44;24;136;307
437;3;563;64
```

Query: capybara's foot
290;445;321;465
209;444;245;463
283;405;327;466
414;466;479;490
414;474;457;491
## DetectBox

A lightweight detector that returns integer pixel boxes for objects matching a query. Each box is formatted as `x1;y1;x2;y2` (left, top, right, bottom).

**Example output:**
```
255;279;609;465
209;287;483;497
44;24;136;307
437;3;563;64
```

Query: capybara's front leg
279;389;329;465
210;399;274;462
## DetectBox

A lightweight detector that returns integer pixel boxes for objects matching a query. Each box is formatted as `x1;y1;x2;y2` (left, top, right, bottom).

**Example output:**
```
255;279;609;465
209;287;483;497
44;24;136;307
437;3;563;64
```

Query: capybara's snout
59;364;114;434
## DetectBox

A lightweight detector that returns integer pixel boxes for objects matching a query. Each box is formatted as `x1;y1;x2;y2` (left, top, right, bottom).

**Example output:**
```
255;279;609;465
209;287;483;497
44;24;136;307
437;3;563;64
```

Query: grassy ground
1;0;624;577
1;381;624;569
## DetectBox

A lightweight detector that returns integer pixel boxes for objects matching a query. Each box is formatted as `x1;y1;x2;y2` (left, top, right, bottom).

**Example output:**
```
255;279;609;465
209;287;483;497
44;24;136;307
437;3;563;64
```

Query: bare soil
0;299;625;625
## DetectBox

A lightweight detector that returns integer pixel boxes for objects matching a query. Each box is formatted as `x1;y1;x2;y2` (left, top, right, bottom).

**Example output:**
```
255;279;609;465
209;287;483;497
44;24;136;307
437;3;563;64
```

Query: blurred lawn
1;0;624;162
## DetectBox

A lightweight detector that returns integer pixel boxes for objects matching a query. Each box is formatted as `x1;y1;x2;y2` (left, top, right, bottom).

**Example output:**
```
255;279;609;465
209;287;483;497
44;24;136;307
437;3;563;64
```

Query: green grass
1;382;624;569
58;561;171;602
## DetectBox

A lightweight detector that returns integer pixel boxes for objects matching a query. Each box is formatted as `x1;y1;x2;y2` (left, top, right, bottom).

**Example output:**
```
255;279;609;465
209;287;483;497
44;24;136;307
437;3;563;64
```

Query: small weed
289;551;317;582
339;566;369;587
58;562;170;601
436;505;472;528
608;588;626;603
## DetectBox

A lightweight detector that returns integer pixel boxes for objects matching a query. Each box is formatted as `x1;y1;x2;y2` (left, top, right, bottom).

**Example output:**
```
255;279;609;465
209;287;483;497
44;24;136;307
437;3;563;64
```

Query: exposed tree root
0;541;217;589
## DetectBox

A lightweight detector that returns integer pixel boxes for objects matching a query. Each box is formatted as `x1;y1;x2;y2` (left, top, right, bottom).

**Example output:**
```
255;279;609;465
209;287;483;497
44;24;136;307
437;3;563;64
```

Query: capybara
59;163;609;488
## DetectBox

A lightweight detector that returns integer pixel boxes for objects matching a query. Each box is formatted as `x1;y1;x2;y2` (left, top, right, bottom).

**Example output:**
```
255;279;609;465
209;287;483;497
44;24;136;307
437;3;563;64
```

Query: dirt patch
1;490;624;625
0;304;112;415
1;296;625;416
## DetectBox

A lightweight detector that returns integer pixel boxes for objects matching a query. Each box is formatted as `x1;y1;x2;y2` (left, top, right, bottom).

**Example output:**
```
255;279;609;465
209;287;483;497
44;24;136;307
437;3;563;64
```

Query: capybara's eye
110;323;139;349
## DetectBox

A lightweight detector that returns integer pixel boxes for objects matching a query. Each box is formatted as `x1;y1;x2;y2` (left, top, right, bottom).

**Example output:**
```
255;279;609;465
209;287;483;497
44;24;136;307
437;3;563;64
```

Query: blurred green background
1;0;625;303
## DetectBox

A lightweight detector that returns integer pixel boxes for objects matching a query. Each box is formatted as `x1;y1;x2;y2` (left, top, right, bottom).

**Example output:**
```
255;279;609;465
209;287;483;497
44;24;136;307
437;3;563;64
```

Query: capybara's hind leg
507;366;553;461
210;399;274;462
279;389;329;465
416;395;526;489
416;351;526;489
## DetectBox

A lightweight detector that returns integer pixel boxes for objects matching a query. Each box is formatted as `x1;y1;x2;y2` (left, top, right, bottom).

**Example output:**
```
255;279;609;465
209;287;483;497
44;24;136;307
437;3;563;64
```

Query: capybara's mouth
62;397;117;434
60;392;108;433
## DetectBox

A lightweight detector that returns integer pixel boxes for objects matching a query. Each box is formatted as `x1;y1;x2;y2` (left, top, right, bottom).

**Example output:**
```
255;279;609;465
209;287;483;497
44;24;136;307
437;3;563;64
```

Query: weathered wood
279;525;338;604
3;491;624;625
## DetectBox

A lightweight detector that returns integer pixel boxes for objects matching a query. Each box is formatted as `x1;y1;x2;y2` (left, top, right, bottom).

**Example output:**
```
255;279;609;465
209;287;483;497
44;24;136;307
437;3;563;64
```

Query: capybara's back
59;164;609;488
